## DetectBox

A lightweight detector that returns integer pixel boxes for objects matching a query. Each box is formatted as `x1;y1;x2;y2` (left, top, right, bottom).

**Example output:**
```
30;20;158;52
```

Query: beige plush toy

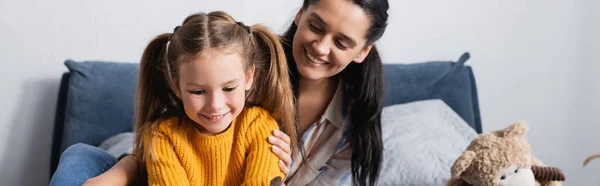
446;121;565;186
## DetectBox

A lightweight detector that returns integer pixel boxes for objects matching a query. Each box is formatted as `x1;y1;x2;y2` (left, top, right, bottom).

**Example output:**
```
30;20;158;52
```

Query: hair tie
236;22;252;34
169;26;181;41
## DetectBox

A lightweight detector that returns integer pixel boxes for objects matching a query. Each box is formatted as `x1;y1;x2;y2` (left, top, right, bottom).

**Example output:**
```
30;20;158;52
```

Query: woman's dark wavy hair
282;0;389;185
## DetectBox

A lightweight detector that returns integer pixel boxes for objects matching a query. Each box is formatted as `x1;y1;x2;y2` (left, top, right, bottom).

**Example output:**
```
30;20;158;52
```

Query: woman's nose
312;37;331;56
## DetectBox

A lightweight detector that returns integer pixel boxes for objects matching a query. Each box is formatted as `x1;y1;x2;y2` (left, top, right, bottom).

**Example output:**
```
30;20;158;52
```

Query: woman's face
292;0;374;81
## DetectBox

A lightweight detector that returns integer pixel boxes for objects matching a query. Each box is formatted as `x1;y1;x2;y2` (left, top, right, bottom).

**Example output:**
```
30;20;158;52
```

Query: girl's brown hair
133;11;297;165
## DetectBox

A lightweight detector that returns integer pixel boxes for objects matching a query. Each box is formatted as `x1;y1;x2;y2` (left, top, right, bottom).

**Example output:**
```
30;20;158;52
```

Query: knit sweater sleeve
241;108;285;186
146;123;190;186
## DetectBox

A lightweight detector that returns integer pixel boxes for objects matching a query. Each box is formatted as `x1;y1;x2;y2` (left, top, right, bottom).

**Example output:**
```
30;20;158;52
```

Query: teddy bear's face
451;121;535;186
497;164;535;186
473;133;534;185
462;136;533;185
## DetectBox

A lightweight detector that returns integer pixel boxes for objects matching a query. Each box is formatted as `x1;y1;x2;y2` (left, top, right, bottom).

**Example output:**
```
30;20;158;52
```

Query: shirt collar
320;80;344;128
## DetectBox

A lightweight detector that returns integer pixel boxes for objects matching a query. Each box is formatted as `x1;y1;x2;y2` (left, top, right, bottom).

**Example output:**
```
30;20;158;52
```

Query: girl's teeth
207;114;225;119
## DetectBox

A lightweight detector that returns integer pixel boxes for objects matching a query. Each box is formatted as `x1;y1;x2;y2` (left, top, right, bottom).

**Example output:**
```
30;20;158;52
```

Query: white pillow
378;99;478;186
98;132;134;158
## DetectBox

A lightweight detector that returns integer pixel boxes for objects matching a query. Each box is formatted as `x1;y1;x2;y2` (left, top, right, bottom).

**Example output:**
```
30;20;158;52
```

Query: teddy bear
446;121;565;186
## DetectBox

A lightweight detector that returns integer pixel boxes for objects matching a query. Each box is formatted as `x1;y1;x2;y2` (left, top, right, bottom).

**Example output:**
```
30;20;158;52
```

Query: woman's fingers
269;129;293;177
269;137;292;166
278;159;290;178
271;145;291;177
272;130;291;154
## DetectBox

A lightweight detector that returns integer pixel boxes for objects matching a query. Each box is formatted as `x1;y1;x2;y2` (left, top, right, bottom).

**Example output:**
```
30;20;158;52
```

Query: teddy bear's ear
451;150;476;178
503;120;529;137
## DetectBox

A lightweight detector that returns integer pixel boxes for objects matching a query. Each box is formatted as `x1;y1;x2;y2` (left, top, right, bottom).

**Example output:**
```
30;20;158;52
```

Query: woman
49;0;389;185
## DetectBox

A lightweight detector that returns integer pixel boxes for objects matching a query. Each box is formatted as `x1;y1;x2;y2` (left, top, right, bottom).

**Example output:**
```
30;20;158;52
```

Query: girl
135;11;297;185
50;0;389;185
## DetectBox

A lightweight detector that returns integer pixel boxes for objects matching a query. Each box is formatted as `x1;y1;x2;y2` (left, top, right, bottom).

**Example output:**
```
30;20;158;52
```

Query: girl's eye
223;86;237;92
189;90;205;95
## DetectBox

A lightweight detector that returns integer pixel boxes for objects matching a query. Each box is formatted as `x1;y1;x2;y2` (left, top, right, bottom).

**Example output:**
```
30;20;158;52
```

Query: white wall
0;0;597;185
385;0;599;185
572;0;600;184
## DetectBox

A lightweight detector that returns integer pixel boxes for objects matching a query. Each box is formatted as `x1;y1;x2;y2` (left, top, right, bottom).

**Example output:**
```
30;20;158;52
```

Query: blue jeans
49;143;117;186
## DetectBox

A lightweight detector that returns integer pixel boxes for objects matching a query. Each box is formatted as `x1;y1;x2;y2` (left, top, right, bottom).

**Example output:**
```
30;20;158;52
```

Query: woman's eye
335;40;348;50
223;86;237;92
309;23;322;33
189;90;205;95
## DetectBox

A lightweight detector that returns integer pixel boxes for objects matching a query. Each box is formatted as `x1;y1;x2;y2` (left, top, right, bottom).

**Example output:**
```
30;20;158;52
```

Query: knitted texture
145;106;284;186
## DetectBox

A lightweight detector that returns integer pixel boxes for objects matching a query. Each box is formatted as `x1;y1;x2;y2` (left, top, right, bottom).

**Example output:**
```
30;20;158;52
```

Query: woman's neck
296;76;339;134
298;76;339;96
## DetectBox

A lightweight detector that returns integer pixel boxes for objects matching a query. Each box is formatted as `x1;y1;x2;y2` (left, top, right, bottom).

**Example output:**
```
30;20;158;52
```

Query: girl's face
175;48;254;135
292;0;374;81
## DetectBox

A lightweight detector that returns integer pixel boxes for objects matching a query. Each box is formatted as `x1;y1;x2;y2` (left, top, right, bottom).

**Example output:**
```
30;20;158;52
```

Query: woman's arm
83;155;139;186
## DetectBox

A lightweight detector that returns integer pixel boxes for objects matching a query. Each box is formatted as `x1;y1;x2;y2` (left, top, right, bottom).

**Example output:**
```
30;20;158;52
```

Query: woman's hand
268;129;292;179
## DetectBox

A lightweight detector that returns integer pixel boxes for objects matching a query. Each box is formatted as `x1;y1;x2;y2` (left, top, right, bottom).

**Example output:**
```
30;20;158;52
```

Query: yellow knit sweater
145;106;284;186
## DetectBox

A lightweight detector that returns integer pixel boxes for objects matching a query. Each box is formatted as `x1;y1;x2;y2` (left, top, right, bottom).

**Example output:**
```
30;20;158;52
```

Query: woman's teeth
307;53;327;65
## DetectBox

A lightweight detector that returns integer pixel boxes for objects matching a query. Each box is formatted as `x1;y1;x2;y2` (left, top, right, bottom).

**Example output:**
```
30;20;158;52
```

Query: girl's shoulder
155;116;181;134
236;106;279;133
238;105;275;123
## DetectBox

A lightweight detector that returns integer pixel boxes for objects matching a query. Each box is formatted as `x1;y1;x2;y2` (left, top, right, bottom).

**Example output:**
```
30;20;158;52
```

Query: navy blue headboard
382;52;481;133
50;52;481;176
